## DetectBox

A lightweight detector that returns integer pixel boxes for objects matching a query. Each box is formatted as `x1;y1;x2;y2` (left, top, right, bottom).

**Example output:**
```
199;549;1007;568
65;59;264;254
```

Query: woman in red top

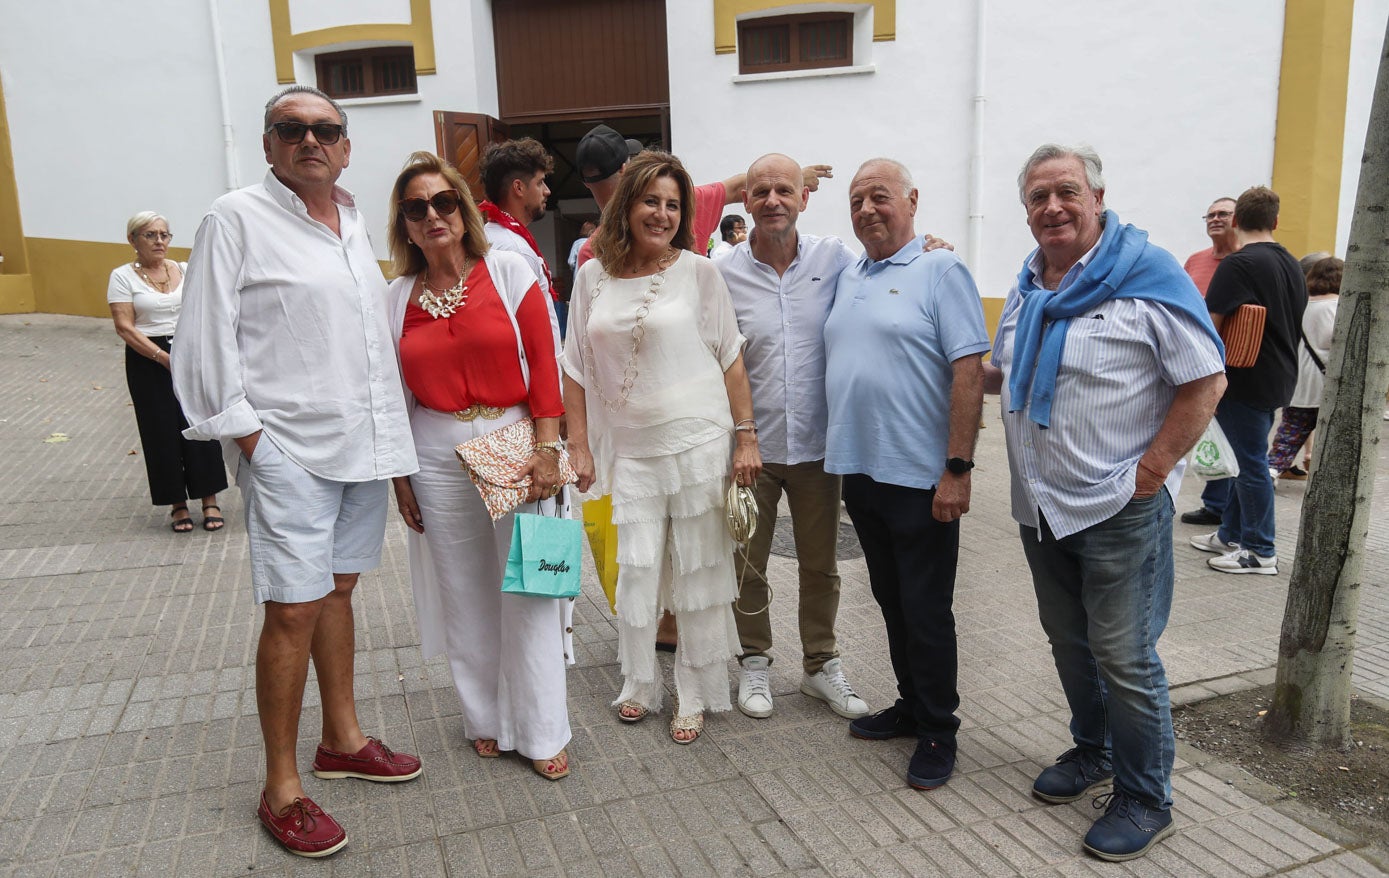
386;152;571;781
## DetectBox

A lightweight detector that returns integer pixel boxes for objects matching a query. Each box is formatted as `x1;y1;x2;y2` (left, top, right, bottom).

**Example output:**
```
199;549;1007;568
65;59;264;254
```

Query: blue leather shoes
1082;790;1175;861
1031;746;1114;803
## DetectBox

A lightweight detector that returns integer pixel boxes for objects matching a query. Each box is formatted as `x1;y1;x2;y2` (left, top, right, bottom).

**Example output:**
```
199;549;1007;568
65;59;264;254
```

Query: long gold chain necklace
134;259;173;292
419;259;472;319
583;248;678;412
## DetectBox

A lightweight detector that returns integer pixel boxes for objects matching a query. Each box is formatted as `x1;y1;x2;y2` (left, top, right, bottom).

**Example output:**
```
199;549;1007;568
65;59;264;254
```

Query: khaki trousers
734;459;842;674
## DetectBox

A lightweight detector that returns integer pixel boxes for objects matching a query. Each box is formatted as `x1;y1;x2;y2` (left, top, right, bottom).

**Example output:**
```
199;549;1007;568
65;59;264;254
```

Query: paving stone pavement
1;313;1387;877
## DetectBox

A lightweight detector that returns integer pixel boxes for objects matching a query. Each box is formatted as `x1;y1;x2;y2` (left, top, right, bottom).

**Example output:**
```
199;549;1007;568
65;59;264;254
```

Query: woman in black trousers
107;211;227;532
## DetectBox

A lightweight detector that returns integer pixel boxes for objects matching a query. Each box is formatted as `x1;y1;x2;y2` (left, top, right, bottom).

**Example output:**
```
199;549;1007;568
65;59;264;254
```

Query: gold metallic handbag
726;478;771;616
725;479;758;544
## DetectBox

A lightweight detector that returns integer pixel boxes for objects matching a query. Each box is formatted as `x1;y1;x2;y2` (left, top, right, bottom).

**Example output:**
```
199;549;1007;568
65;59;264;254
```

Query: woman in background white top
107;211;227;532
1269;255;1342;479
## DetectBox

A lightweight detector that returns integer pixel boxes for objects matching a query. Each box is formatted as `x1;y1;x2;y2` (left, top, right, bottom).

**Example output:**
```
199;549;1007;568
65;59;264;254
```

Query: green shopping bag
502;505;583;599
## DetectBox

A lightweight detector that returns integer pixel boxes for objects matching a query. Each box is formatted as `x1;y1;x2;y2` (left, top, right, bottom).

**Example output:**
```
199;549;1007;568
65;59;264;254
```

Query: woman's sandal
531;748;570;781
473;738;501;758
170;506;193;533
617;700;649;723
201;504;225;532
670;713;703;745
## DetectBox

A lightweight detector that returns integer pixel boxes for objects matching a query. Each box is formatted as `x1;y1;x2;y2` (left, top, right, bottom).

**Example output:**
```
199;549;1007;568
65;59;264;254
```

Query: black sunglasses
399;190;463;222
266;121;345;145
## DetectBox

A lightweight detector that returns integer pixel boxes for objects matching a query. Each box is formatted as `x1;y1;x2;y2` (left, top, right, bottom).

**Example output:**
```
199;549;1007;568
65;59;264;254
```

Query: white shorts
235;435;389;604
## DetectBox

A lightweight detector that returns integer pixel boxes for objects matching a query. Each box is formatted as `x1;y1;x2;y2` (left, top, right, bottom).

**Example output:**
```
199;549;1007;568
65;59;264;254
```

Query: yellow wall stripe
1271;0;1354;257
269;0;437;84
713;0;895;54
0;71;35;314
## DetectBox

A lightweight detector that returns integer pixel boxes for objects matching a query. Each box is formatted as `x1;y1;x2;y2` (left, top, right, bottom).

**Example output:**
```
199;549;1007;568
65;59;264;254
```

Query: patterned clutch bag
455;418;577;520
1219;303;1266;368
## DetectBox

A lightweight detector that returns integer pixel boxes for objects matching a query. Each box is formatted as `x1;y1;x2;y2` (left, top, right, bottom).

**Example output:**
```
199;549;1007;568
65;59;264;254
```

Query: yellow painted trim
0;70;33;289
981;297;1004;350
27;239;191;318
0;275;35;314
269;0;436;84
714;0;895;54
1270;0;1353;256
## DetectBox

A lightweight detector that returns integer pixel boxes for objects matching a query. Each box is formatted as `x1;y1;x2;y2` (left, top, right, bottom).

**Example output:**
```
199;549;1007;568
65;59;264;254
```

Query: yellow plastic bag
581;495;619;615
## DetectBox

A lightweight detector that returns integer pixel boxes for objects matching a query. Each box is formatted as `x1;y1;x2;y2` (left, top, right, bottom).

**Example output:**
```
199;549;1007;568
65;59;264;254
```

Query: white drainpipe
967;0;987;274
208;0;239;191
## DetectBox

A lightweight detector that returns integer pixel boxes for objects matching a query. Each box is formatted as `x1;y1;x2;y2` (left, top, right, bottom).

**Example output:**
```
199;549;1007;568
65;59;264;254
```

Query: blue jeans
554;299;569;342
1020;489;1175;810
1214;398;1277;557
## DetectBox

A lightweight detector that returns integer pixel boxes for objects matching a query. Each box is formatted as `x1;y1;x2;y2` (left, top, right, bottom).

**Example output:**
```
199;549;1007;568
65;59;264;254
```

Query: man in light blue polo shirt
824;158;990;793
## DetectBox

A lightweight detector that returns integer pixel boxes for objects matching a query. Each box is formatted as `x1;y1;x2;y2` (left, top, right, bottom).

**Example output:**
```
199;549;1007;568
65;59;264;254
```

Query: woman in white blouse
563;151;761;744
107;212;227;532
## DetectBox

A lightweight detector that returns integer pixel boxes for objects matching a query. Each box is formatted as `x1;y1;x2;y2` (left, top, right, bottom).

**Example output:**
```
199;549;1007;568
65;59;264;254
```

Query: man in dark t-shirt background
1188;186;1307;575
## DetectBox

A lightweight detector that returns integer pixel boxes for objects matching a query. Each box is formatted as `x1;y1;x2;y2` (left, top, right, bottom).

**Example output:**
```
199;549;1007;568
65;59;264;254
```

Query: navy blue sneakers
907;738;955;790
1082;790;1175;861
1031;747;1114;803
848;704;915;740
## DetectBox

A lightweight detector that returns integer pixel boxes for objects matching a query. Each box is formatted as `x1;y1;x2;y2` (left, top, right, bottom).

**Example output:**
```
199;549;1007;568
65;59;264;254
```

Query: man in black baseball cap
572;122;833;275
576;124;643;205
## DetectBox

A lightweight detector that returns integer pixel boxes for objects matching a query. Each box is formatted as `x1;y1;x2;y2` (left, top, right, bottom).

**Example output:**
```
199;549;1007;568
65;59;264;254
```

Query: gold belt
454;404;506;422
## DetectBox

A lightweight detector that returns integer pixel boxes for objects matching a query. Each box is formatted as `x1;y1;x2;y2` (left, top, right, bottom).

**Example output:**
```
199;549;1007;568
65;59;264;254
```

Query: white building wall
1339;0;1389;254
0;0;496;258
668;0;1286;299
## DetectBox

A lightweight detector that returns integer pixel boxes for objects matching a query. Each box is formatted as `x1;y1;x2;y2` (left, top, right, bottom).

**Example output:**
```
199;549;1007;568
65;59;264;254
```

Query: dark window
737;13;852;74
316;47;417;99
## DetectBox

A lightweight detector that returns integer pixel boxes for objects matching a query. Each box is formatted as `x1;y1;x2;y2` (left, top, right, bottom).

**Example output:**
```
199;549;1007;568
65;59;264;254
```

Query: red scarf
478;201;556;300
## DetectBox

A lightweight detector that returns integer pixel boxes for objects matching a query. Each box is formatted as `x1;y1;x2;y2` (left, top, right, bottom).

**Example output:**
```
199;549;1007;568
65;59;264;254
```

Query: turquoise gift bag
502;500;583;599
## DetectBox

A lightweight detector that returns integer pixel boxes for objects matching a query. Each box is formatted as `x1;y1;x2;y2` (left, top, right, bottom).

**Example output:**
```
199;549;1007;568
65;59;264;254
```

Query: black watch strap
946;457;975;475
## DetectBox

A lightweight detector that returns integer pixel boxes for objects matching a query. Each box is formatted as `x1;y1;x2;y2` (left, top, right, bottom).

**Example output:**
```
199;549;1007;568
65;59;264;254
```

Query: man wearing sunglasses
173;85;421;859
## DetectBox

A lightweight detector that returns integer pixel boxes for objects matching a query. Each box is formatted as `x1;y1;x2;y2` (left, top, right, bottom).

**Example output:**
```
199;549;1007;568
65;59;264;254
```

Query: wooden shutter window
737;13;852;75
316;47;417;99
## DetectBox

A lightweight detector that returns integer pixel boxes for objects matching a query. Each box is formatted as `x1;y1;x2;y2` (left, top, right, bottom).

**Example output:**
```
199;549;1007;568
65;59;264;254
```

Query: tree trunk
1264;19;1389;747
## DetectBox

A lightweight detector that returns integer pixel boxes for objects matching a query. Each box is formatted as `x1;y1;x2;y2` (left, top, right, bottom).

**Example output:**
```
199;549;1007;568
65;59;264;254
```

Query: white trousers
406;405;572;760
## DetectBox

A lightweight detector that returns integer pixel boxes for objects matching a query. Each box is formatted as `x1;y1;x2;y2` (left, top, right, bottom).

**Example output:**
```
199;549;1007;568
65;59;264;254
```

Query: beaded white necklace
583;248;678;413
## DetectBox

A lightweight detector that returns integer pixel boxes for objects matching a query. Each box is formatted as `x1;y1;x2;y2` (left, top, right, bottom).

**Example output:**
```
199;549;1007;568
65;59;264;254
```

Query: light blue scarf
1008;210;1223;427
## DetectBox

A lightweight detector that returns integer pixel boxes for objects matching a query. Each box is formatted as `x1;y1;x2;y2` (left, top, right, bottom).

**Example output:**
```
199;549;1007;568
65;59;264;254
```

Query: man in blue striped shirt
986;144;1225;863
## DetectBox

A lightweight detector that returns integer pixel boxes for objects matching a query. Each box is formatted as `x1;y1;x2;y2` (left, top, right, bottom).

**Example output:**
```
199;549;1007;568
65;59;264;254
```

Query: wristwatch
945;457;975;475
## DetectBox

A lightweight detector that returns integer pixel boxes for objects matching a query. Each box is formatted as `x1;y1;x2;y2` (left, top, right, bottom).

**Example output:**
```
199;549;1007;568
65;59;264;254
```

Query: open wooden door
433;112;510;201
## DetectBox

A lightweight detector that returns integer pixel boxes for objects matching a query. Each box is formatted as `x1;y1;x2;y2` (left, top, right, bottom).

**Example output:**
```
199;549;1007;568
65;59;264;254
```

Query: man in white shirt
717;154;867;722
479;137;563;344
709;214;746;259
173;85;421;859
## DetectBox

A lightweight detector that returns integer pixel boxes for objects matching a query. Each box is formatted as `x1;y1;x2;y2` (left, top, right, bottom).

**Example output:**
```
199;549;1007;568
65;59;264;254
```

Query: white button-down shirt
995;244;1224;538
173;170;417;482
718;234;855;465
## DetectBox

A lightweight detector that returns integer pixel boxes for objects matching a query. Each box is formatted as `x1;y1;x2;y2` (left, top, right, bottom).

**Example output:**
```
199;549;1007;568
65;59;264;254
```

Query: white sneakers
800;658;870;719
737;656;773;718
1190;531;1277;574
738;655;870;719
1208;549;1278;574
1189;532;1238;554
